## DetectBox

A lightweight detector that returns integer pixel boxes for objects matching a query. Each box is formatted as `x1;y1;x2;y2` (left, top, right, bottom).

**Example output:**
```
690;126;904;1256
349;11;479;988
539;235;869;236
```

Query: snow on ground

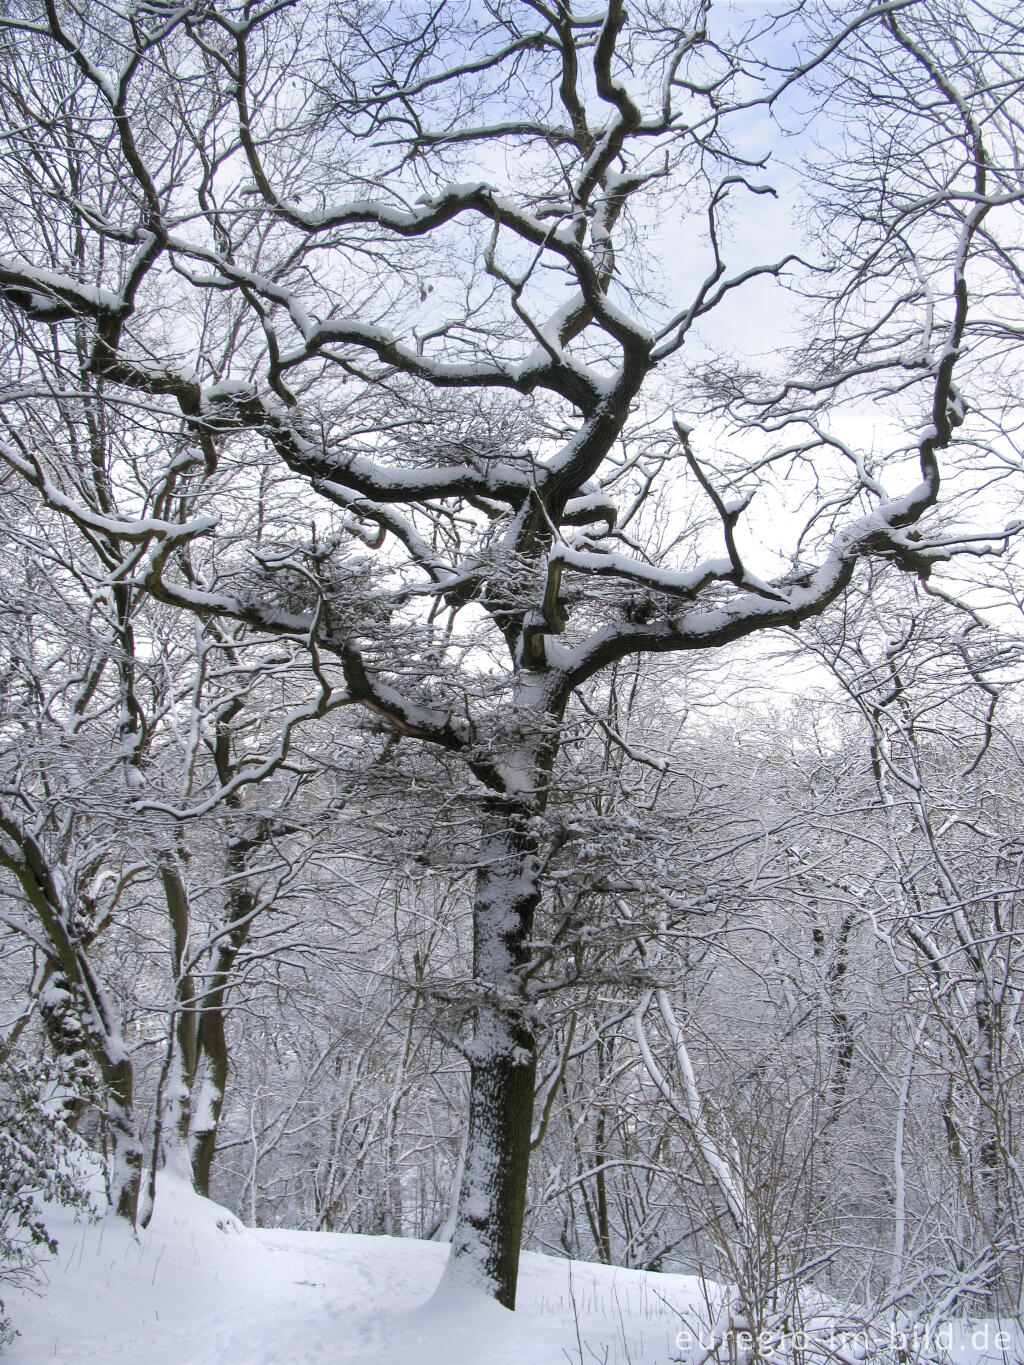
2;1178;693;1365
2;1180;1020;1364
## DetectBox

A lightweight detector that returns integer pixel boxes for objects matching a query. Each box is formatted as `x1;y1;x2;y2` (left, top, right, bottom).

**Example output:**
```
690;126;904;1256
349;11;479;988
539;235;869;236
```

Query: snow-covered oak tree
0;0;1021;1308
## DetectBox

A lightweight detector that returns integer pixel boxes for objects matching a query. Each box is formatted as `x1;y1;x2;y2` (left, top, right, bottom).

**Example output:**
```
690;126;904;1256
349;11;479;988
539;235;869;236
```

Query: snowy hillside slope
2;1179;1019;1364
1;1178;698;1365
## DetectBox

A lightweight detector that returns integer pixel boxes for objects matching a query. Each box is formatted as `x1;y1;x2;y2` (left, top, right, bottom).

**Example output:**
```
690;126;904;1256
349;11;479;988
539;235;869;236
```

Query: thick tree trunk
159;860;198;1168
35;963;93;1124
33;954;142;1221
190;841;256;1197
444;794;543;1309
450;1022;537;1306
106;1061;144;1221
0;823;144;1221
190;1017;229;1199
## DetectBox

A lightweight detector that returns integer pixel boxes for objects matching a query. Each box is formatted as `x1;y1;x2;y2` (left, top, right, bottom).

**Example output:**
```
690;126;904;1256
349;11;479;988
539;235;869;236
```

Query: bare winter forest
1;0;1024;1359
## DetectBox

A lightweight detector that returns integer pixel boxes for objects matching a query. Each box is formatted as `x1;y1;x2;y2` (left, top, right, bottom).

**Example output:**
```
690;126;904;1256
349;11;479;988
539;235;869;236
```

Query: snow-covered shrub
0;1054;95;1348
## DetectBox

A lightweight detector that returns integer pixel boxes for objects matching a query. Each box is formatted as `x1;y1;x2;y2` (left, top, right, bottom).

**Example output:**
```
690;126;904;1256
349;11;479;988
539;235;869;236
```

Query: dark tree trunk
444;793;543;1309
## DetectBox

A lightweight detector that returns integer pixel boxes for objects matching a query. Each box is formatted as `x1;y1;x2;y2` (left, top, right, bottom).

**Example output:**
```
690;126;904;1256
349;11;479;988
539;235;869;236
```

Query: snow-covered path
3;1181;692;1364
